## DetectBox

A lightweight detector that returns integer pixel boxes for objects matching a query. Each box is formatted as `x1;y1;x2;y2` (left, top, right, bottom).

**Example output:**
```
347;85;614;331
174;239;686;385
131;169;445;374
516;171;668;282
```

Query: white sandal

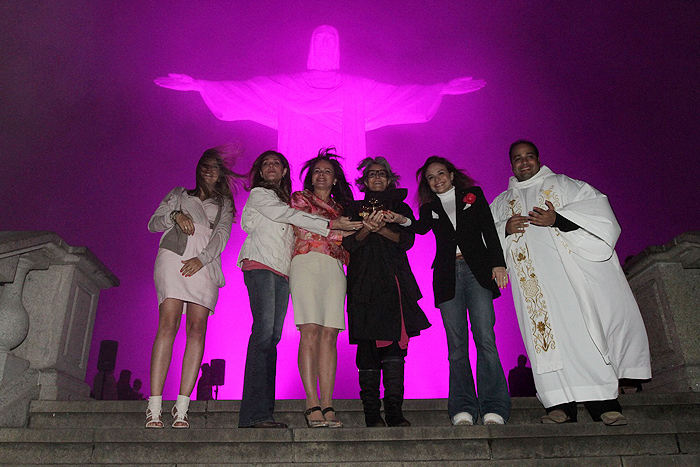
171;404;190;429
145;408;164;428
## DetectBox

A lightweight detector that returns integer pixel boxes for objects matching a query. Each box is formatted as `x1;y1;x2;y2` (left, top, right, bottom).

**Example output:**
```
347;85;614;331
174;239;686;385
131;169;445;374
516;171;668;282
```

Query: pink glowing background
1;1;698;400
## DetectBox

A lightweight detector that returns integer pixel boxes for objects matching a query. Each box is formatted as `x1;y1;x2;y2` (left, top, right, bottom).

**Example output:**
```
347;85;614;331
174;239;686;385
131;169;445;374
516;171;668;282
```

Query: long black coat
343;189;431;343
411;186;506;307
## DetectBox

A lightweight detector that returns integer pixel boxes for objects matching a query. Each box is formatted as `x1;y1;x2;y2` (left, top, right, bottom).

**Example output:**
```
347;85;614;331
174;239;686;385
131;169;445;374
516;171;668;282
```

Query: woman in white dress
145;146;240;429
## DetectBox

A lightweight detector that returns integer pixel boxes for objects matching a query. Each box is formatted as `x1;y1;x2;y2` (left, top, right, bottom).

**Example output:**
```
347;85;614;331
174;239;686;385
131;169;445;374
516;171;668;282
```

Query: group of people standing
144;140;651;431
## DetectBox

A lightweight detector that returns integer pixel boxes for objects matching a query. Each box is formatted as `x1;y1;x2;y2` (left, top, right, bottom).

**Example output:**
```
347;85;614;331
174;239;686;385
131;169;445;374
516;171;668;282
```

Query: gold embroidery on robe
539;185;572;253
512;244;556;354
507;198;524;243
538;185;561;209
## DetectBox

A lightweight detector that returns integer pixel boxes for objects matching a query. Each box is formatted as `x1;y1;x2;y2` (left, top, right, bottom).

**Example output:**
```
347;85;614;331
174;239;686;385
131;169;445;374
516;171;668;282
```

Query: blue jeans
438;260;511;422
238;269;289;427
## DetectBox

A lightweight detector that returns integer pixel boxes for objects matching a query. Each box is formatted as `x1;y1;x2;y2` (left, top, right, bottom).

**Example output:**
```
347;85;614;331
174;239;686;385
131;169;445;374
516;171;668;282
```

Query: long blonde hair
188;145;244;218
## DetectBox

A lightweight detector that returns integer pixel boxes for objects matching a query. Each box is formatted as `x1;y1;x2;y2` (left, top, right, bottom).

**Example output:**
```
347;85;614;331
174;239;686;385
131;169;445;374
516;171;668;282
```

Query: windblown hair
188;144;244;218
246;150;292;204
300;147;353;209
508;139;539;160
354;156;400;192
415;156;476;206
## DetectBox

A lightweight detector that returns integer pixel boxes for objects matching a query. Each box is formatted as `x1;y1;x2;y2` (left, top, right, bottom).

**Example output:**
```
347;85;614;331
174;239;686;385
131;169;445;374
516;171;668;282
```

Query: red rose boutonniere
463;192;476;210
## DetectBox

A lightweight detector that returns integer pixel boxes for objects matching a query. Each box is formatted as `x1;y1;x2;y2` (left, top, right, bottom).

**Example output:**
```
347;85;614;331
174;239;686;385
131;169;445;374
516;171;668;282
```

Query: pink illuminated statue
155;25;485;169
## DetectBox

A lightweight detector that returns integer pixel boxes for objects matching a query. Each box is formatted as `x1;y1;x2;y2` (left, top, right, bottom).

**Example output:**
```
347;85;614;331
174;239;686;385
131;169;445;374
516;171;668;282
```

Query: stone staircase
1;393;699;465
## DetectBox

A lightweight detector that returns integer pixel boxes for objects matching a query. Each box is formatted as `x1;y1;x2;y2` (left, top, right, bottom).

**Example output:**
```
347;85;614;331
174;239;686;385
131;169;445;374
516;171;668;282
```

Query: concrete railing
624;231;700;393
0;231;118;426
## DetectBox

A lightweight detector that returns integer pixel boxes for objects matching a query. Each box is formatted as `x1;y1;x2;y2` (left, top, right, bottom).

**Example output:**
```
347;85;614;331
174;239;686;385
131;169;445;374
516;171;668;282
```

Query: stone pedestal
624;231;700;393
0;232;119;426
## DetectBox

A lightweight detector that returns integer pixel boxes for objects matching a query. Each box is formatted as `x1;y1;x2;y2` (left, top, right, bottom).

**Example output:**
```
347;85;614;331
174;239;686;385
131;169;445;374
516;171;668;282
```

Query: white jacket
149;187;233;287
237;187;330;275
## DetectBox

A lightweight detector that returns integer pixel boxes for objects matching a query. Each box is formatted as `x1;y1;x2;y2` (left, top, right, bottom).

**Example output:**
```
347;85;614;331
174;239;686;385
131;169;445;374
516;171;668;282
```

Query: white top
237;187;331;275
436;186;462;255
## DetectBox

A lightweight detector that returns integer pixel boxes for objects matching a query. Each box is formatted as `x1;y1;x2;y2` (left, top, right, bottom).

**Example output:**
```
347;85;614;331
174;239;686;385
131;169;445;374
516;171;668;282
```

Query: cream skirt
289;251;346;330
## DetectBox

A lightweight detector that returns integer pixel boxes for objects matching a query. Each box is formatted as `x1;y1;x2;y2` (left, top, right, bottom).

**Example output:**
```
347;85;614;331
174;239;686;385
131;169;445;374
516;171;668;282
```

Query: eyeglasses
367;170;388;179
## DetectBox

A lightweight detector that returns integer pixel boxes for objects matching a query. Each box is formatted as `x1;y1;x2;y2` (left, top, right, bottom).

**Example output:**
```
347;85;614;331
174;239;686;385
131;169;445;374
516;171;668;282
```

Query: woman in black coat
343;157;430;427
385;156;510;426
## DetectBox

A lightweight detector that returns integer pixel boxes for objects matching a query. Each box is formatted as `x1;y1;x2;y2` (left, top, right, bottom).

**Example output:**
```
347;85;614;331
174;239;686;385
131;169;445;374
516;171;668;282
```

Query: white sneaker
451;412;474;426
483;413;505;425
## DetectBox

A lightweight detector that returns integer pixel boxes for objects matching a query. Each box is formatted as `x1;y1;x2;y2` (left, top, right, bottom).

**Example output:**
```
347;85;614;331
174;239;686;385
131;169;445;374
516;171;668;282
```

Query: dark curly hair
415;156;476;206
300;147;354;208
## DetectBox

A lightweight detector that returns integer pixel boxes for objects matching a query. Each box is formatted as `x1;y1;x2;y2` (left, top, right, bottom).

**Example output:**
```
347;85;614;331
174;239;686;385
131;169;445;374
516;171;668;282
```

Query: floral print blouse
291;190;349;265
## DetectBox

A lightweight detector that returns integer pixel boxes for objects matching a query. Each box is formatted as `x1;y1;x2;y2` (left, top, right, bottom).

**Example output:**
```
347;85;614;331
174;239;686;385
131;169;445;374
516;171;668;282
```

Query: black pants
356;340;407;369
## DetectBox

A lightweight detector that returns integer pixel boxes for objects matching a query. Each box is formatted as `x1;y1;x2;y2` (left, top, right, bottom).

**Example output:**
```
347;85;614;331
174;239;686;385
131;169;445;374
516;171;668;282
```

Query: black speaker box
97;340;118;372
210;358;225;386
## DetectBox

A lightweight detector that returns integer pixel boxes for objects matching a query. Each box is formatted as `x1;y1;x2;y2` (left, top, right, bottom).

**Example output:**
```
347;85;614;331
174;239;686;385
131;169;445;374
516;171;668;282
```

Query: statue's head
307;25;340;71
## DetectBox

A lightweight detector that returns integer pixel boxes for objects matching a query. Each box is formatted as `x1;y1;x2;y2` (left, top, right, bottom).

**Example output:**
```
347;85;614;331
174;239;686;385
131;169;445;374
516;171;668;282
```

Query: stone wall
624;231;700;393
0;232;118;426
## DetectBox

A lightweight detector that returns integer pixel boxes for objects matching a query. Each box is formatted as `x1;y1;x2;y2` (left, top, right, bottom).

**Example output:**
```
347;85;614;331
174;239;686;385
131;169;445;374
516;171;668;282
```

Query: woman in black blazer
386;156;510;426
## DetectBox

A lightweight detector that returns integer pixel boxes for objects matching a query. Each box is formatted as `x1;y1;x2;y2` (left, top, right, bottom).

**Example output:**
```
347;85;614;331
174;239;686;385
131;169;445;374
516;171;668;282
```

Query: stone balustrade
624;231;700;393
0;231;118;426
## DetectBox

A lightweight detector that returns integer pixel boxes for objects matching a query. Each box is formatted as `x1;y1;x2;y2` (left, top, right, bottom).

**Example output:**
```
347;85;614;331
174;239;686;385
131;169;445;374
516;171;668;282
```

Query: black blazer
410;186;506;306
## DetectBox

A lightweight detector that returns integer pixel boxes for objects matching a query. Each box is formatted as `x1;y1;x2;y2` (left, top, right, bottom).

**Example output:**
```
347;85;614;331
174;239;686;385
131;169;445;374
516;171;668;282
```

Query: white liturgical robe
490;166;651;407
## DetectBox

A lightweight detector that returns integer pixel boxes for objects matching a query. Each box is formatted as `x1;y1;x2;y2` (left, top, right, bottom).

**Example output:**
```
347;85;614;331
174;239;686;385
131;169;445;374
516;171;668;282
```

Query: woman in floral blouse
289;147;356;428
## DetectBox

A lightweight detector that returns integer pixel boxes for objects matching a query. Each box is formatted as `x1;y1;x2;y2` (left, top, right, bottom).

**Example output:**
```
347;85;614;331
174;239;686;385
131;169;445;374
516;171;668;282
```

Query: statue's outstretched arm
153;73;202;92
440;77;486;95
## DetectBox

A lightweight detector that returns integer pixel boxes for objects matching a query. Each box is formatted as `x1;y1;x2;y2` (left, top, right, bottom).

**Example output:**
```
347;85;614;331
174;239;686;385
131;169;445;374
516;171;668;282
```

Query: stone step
1;421;699;465
3;462;700;467
5;393;697;465
27;393;700;429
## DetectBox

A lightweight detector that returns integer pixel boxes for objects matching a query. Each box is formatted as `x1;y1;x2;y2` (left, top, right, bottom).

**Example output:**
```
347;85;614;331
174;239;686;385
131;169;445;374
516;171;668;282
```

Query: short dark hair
354;156;400;192
415;156;476;206
509;140;539;161
300;147;353;208
246;150;292;204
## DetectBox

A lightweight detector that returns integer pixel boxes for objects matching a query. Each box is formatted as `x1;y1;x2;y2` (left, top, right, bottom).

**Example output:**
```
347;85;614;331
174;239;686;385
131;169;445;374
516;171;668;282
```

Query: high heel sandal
171;404;190;429
322;407;343;428
145;408;164;429
304;406;328;428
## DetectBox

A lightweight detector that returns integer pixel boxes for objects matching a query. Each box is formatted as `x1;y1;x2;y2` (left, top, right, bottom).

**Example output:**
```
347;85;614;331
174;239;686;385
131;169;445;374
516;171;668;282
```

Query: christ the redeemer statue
154;25;485;169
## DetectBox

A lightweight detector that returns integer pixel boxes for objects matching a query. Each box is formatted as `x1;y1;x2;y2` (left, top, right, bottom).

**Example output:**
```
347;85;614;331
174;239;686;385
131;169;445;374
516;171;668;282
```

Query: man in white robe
154;25;485;172
490;140;651;425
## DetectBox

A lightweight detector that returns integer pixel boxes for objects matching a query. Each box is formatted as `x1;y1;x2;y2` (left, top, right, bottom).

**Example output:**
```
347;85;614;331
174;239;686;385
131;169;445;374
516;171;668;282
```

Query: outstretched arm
154;73;202;92
441;77;486;95
384;205;433;235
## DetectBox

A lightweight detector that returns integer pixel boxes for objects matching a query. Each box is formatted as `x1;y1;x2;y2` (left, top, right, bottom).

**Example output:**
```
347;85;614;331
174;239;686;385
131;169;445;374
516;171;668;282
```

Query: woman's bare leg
318;326;339;410
178;303;210;396
149;299;184;396
298;323;324;422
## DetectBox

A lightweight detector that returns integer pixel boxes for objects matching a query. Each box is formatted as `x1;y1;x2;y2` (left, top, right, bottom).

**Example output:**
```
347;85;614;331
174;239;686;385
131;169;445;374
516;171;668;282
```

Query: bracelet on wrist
170;210;182;223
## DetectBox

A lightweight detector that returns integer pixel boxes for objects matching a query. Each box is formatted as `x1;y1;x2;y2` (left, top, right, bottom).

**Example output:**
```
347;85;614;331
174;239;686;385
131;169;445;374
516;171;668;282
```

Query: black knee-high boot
382;358;410;427
359;369;386;427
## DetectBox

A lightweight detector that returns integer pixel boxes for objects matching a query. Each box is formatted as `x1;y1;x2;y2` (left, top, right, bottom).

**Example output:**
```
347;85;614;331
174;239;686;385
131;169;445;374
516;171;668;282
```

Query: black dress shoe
251;421;288;428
